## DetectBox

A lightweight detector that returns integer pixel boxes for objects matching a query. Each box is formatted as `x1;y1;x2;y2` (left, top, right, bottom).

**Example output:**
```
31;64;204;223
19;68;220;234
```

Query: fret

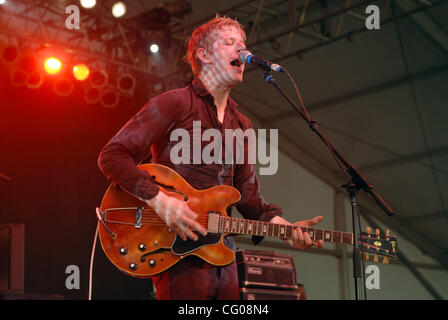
336;232;343;243
307;228;315;241
220;218;357;245
343;233;352;244
280;225;285;238
286;225;293;239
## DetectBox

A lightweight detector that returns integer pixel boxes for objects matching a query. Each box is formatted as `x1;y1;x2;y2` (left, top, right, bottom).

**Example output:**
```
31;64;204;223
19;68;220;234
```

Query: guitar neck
218;216;354;245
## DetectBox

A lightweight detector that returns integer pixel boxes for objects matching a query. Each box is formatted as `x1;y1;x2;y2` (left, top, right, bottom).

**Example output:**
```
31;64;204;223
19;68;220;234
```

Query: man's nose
237;46;246;53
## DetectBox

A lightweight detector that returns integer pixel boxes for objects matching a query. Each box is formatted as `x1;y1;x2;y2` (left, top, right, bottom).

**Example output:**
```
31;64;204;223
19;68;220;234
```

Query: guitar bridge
101;206;145;228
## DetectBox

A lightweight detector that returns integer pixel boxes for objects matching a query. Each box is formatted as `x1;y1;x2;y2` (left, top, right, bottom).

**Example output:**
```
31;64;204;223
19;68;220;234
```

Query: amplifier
240;287;305;300
236;249;297;290
0;224;25;293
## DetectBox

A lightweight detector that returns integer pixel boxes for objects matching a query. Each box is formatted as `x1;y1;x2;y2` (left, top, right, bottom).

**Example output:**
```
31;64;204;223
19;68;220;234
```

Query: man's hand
146;189;208;241
270;215;324;250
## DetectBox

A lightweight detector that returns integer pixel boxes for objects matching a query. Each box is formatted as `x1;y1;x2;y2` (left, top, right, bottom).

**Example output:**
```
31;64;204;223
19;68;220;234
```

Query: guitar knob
138;243;147;251
119;247;128;255
148;259;157;267
129;262;138;271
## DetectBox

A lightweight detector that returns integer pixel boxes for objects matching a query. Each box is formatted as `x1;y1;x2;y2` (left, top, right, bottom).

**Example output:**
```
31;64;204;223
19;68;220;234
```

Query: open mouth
230;59;243;72
230;59;242;67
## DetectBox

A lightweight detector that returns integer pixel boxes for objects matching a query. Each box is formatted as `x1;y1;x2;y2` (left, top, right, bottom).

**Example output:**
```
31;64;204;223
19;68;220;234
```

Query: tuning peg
366;227;372;233
373;254;379;263
365;253;369;261
383;257;389;264
375;229;380;237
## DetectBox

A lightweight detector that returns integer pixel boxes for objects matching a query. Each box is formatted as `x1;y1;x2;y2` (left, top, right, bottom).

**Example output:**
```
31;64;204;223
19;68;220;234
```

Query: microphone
238;50;283;72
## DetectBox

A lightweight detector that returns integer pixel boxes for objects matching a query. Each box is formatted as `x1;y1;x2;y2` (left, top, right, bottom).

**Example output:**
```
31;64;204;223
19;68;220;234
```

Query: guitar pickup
207;212;220;234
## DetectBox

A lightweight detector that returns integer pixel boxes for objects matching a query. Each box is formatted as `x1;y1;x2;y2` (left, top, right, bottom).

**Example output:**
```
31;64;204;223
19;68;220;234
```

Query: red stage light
44;57;62;75
73;64;90;81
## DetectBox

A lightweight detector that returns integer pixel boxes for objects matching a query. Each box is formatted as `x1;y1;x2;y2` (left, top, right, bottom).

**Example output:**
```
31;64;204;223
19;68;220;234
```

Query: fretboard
218;216;353;245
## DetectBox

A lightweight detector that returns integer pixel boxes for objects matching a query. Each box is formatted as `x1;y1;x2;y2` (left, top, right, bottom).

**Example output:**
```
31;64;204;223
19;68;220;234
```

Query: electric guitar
97;164;398;278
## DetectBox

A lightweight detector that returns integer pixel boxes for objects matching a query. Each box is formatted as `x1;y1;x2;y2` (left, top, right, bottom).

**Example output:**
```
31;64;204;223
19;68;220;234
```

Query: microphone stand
262;71;394;300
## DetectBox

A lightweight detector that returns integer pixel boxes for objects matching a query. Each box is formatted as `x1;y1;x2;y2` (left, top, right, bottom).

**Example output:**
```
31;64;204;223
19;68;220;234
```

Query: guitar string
110;210;359;236
106;211;354;237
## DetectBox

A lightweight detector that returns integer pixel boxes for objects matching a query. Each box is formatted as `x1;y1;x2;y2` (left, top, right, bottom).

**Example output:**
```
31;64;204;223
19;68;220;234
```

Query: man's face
200;26;246;87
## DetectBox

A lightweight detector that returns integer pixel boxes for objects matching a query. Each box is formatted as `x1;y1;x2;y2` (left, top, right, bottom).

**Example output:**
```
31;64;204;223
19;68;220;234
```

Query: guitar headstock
360;227;398;264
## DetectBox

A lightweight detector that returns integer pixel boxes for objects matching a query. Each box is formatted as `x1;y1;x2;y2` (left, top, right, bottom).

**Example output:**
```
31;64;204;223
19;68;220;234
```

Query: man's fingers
180;214;207;236
303;215;323;227
303;232;313;249
314;240;324;248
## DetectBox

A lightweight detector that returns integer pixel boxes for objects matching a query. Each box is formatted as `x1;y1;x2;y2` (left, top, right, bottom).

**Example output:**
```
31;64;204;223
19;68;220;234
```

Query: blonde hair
184;15;246;77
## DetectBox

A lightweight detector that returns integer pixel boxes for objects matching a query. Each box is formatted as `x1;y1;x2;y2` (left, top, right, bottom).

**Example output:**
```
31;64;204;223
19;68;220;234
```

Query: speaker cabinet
0;224;25;293
240;286;306;300
236;249;297;289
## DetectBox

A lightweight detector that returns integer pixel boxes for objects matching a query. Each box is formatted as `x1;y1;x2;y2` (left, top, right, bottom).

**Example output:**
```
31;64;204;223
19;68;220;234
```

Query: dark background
0;62;155;300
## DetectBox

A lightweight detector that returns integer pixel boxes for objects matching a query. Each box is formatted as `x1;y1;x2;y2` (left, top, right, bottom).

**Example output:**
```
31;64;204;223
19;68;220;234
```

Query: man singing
98;15;324;300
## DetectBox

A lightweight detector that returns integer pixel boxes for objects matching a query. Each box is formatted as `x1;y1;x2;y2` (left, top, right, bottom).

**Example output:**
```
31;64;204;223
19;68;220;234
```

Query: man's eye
224;39;234;45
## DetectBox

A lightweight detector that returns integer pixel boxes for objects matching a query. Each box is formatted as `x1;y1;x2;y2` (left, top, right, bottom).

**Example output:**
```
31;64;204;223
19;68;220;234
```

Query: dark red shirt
98;78;282;242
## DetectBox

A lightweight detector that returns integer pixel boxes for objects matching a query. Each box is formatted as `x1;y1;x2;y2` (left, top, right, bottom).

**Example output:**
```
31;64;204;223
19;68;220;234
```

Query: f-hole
152;175;188;201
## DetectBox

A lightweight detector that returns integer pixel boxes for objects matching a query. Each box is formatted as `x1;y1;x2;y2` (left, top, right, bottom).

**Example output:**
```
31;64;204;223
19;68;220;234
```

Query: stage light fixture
19;54;38;73
53;77;74;96
80;0;96;9
112;2;127;18
101;90;119;108
0;0;6;5
73;64;90;81
10;68;28;87
1;45;19;65
84;87;101;104
26;71;44;89
117;73;135;93
44;57;62;75
89;69;108;88
149;43;159;54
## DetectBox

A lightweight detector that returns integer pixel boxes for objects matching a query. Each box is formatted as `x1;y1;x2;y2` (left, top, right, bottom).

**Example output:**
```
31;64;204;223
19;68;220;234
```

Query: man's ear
196;47;212;65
